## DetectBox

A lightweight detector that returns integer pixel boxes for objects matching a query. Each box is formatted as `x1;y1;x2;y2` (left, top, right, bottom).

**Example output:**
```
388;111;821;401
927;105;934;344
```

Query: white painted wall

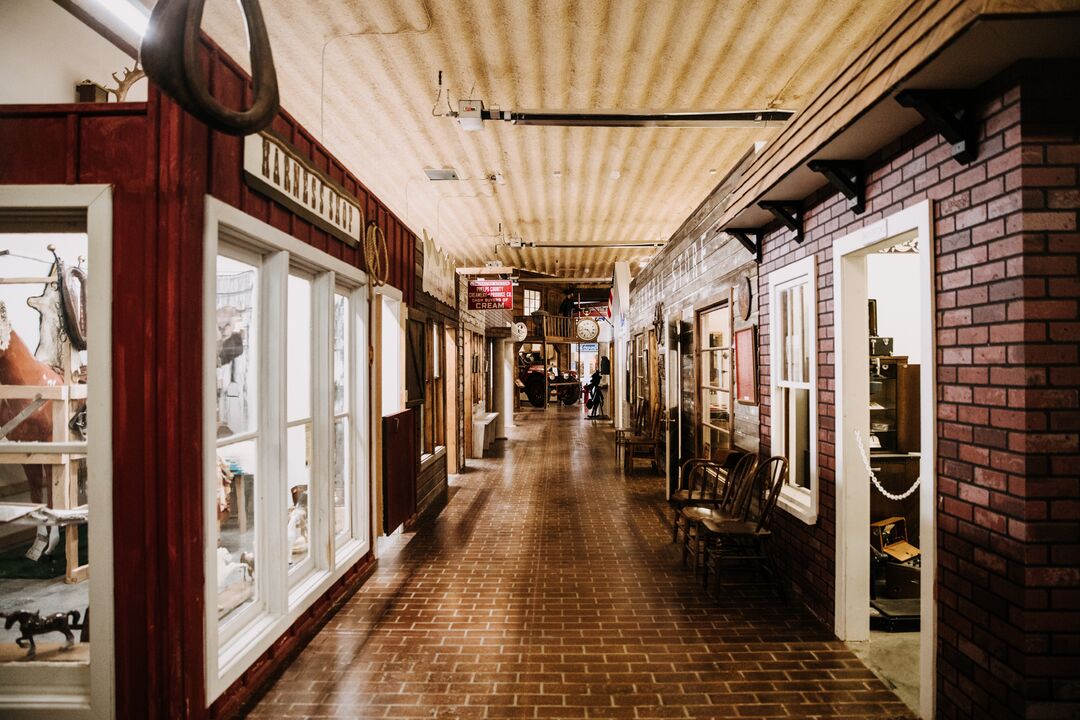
867;253;921;364
0;0;148;105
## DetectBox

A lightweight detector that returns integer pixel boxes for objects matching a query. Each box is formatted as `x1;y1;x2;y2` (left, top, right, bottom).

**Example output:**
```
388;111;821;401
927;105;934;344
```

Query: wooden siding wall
0;98;208;719
0;36;421;720
628;187;761;456
416;452;449;518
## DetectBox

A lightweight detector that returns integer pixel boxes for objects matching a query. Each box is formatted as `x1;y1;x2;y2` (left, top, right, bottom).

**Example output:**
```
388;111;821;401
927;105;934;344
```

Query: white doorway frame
833;200;936;719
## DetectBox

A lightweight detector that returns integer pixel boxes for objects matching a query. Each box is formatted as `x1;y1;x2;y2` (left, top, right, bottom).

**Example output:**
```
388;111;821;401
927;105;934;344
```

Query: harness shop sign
468;279;513;310
244;131;362;247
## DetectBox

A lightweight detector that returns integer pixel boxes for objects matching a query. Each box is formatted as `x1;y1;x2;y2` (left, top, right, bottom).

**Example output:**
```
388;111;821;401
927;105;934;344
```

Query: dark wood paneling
416;453;449;518
383;409;417;533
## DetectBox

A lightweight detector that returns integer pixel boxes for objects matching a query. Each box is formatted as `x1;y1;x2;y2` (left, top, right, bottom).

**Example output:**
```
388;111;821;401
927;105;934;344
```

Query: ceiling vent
424;167;459;181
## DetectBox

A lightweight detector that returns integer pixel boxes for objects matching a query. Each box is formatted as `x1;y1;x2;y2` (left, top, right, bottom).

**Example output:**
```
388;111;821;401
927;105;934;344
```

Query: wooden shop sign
467;279;513;310
243;131;362;247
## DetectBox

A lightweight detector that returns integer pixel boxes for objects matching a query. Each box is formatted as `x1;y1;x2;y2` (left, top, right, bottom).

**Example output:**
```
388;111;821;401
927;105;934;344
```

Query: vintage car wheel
525;376;546;407
560;383;581;405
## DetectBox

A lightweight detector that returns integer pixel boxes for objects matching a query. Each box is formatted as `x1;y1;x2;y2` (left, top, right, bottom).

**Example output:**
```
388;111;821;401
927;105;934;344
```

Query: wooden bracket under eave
895;88;977;164
727;228;763;263
757;201;804;243
807;159;866;214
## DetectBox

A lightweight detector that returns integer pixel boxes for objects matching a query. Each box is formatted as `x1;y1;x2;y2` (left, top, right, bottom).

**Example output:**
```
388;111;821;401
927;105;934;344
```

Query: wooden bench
472;411;499;457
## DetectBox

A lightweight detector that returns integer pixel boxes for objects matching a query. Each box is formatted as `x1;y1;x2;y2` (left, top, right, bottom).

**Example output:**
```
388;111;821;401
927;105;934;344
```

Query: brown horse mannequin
0;301;62;504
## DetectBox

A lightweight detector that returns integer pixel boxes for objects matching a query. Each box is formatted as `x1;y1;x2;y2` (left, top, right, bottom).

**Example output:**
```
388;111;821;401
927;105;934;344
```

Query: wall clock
512;321;528;342
736;273;753;321
576;317;600;342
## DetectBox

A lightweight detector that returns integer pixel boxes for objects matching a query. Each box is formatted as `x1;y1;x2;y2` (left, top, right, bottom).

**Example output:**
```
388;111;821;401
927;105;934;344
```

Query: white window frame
523;288;541;315
203;197;369;703
0;184;115;719
284;268;319;587
768;255;818;525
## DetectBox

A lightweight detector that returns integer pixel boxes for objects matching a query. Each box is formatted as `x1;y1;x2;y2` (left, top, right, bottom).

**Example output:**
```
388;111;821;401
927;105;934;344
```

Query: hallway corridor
247;409;913;719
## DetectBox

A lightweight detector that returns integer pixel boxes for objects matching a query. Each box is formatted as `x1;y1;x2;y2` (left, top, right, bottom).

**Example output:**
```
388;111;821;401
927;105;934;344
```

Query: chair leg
672;508;680;543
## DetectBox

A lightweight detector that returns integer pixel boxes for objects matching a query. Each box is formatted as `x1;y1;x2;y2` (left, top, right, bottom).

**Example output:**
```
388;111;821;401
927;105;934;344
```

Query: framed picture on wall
734;326;758;405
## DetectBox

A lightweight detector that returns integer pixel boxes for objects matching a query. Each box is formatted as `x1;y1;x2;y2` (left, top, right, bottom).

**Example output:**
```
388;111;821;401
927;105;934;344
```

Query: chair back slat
752;456;790;533
722;453;759;517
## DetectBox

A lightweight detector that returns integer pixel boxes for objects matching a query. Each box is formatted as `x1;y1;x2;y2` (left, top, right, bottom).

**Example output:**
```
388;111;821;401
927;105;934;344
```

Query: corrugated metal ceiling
202;0;900;276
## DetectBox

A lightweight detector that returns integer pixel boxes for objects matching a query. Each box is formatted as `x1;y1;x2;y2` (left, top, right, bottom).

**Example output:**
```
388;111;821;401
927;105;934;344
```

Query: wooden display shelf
0;642;89;664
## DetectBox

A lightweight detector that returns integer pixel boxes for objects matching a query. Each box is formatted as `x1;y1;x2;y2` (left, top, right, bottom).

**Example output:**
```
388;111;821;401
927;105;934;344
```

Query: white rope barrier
853;430;921;501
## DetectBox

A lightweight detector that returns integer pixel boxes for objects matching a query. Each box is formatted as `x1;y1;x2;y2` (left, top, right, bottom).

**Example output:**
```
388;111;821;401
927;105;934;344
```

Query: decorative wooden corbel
758;201;804;243
807;160;865;214
727;228;763;263
141;0;279;136
895;89;976;164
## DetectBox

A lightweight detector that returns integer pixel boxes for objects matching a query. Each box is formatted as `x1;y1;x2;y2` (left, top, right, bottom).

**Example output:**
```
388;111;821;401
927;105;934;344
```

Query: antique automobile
517;352;581;408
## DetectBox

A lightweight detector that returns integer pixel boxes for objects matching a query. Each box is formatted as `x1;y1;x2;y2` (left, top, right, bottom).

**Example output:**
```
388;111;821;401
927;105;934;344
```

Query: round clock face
576;318;600;341
512;321;529;342
736;274;753;321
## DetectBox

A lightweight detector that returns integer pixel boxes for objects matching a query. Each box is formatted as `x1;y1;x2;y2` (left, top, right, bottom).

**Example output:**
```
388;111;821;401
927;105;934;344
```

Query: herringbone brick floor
246;407;914;719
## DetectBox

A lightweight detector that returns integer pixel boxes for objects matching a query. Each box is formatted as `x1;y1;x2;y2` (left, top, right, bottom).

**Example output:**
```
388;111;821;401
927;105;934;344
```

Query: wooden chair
699;456;789;594
614;399;645;467
623;404;663;474
670;448;746;543
678;453;758;573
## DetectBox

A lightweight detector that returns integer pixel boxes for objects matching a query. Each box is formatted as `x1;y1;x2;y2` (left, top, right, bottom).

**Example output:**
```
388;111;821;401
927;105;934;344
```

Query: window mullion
262;250;289;616
312;271;333;572
350;284;367;549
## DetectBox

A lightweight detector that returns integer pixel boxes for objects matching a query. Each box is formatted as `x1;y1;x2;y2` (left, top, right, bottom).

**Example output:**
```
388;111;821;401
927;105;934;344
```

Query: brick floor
246;407;914;719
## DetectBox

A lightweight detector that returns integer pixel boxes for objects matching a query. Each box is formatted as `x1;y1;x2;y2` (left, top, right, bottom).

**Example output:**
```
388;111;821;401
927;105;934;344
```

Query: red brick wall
757;61;1079;719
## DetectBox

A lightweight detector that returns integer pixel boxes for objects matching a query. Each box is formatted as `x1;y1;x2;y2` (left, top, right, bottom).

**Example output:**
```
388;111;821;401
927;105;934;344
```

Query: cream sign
243;132;363;247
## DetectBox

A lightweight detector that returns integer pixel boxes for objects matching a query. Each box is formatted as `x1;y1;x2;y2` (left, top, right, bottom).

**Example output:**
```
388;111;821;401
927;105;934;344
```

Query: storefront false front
0;11;415;717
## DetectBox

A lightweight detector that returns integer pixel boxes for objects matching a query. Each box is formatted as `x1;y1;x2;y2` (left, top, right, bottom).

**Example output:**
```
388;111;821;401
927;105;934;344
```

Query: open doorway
834;201;936;718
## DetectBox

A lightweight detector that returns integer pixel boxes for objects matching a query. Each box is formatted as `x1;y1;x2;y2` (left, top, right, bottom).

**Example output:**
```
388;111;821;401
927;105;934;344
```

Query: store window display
204;198;370;700
214;252;260;626
0;233;90;665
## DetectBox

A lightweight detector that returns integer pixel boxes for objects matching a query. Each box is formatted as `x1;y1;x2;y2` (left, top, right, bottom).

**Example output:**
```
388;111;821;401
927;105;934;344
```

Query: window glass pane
780;283;810;384
285;423;310;568
216;440;257;624
703;387;730;428
782;387;811;489
286;274;312;572
0;233;91;665
524;288;540;315
333;293;348;416
216;255;257;439
333;417;349;539
287;275;312;422
432;322;440;379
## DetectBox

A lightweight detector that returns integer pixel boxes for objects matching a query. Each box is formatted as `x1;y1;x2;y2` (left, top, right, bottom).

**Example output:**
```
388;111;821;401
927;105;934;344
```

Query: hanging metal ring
141;0;280;136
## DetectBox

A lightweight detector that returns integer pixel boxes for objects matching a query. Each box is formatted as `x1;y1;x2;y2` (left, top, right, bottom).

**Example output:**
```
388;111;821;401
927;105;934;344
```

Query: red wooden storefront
0;39;414;719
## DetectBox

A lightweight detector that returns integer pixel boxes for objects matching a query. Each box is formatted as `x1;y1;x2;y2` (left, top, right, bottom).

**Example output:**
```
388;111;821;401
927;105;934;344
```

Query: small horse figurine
1;609;81;658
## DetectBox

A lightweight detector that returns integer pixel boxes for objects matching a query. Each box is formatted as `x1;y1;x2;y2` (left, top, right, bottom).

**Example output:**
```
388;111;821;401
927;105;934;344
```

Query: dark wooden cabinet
869;356;920;453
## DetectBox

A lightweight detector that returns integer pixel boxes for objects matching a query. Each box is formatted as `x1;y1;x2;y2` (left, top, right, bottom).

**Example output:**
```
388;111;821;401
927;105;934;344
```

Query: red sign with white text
467;279;513;310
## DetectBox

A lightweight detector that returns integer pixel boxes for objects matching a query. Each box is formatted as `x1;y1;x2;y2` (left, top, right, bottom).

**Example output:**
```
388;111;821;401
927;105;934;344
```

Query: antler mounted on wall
140;0;279;136
107;62;146;102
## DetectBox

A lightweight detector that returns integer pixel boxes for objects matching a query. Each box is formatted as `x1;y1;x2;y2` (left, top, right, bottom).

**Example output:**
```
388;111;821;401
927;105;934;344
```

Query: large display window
422;320;445;458
204;198;370;701
697;301;733;458
0;185;114;718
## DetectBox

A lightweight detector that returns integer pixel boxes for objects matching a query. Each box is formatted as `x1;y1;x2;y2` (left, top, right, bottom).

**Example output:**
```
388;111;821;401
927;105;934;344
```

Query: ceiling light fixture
424;167;460;181
446;98;794;130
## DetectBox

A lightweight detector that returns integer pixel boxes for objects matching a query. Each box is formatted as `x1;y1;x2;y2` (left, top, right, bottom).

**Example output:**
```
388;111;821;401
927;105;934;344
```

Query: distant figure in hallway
559;290;577;317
